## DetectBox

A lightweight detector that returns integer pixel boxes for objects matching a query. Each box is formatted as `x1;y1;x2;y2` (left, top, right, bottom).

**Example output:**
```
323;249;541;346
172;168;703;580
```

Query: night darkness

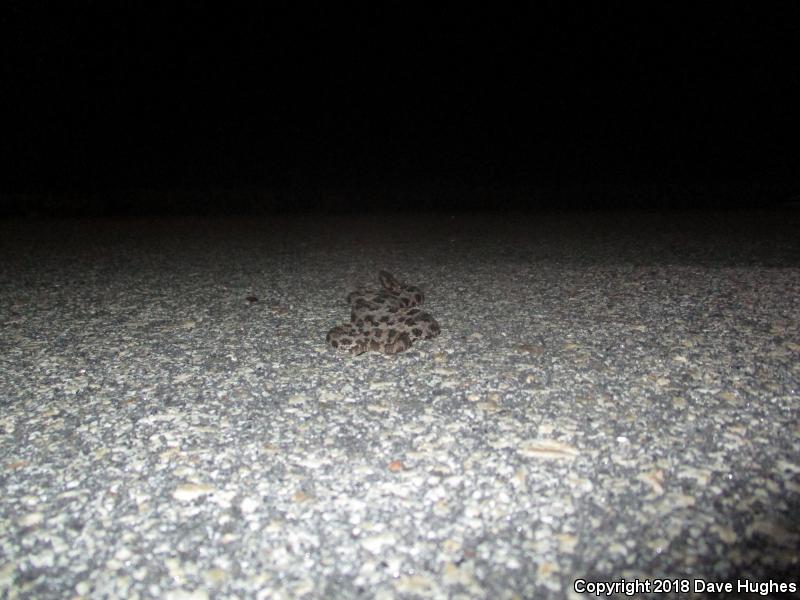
3;3;800;214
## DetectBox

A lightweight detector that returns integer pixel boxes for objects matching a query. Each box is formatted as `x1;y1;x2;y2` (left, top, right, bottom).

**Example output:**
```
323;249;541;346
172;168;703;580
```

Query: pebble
172;483;216;502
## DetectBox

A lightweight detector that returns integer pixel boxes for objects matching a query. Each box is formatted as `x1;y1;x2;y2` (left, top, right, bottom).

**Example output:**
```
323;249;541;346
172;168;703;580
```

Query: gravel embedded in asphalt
1;211;799;599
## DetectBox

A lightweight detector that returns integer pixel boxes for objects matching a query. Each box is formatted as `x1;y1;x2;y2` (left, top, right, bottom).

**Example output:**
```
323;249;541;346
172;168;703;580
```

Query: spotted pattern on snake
326;271;440;355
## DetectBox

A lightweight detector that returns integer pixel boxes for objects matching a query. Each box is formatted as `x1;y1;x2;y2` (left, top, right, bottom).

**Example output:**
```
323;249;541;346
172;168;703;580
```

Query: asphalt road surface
1;209;799;599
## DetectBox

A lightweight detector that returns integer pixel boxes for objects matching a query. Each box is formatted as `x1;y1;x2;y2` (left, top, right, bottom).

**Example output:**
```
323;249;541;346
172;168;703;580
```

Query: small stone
288;394;307;405
369;381;393;390
477;401;500;413
388;460;405;472
715;525;738;544
19;512;44;527
240;497;259;514
637;469;665;495
291;578;315;596
292;490;311;503
442;561;476;586
556;533;578;553
537;561;559;578
319;390;342;403
519;439;579;460
518;344;545;355
30;550;54;568
173;483;215;502
115;547;133;562
442;538;462;555
269;303;289;315
361;532;396;553
395;574;439;595
205;568;227;585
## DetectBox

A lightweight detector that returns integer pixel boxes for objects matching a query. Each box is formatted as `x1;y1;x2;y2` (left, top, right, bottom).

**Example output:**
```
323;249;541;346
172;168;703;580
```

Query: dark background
3;3;799;215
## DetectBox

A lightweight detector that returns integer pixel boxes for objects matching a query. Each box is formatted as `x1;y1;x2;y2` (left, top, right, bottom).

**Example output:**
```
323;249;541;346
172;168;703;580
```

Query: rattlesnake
326;271;440;355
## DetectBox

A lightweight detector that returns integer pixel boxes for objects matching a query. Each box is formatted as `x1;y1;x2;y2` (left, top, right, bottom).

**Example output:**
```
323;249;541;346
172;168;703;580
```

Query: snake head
379;270;424;307
378;270;401;291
